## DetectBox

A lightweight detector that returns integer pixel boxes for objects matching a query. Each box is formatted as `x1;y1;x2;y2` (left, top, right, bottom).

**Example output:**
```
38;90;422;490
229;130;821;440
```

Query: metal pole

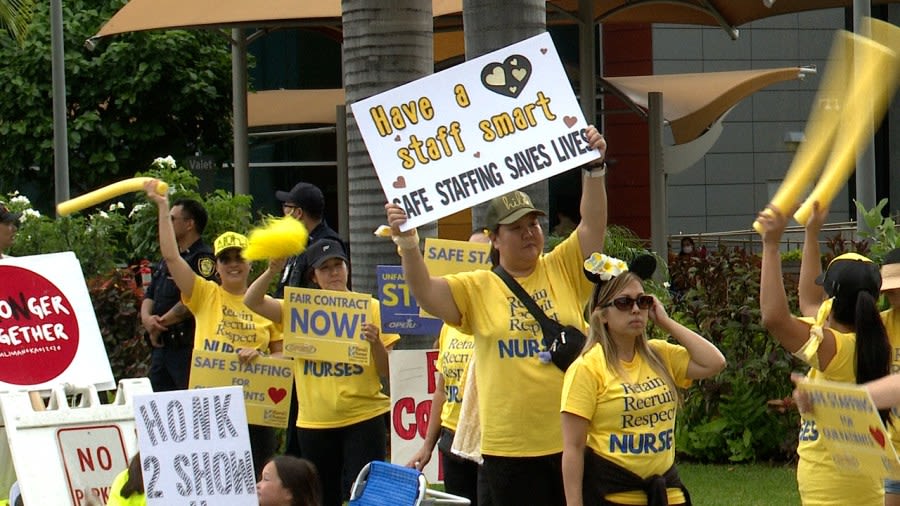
50;0;70;209
853;0;875;231
578;0;596;123
649;92;667;270
231;29;249;195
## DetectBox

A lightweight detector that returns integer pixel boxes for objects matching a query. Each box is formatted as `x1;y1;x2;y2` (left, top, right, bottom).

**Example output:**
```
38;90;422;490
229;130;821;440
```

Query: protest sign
797;379;900;479
188;350;294;428
351;32;600;230
133;386;256;506
423;238;492;277
390;349;441;483
0;252;114;392
376;266;443;336
283;287;371;364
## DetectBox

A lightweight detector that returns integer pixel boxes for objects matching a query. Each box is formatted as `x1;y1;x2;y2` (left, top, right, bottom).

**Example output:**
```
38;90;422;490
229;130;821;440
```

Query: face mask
682;246;693;254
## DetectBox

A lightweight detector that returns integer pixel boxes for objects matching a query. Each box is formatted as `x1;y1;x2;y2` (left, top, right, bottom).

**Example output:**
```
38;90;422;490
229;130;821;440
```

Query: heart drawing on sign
393;176;407;189
268;387;287;404
870;426;887;448
564;116;578;128
481;54;532;98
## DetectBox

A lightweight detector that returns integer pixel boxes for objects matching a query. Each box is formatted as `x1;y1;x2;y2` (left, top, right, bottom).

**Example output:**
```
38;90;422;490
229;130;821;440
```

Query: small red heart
267;387;287;404
870;426;887;448
394;135;401;141
540;48;548;54
474;152;481;158
393;176;406;189
564;116;578;128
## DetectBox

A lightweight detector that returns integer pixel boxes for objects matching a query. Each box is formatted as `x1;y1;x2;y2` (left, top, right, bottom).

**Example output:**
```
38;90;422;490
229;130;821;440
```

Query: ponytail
853;291;892;425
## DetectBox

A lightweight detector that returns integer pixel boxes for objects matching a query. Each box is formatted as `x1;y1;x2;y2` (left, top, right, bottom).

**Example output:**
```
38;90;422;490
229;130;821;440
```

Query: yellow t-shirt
794;317;884;506
295;298;400;429
105;469;146;506
183;275;281;354
562;340;690;505
882;309;900;453
438;325;475;431
445;233;592;457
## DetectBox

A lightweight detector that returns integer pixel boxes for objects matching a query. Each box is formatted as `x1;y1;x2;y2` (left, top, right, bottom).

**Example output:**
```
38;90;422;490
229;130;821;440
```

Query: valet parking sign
351;32;601;231
0;252;114;391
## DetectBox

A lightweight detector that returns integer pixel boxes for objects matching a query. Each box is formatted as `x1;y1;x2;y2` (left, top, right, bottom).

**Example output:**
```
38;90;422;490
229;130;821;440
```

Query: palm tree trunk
463;0;548;231
343;0;435;296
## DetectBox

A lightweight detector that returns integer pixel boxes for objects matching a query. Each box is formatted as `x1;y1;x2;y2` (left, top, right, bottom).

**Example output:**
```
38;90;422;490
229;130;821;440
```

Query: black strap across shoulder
492;266;561;344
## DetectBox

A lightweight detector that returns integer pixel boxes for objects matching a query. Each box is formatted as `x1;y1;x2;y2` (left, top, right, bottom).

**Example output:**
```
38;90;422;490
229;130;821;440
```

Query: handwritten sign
0;252;114;392
283;287;371;364
377;266;443;335
390;349;442;483
133;386;256;506
798;379;900;479
188;350;294;428
351;32;599;230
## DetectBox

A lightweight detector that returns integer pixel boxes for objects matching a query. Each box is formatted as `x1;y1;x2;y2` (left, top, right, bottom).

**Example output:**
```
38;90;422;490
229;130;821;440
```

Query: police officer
140;198;215;392
275;182;348;296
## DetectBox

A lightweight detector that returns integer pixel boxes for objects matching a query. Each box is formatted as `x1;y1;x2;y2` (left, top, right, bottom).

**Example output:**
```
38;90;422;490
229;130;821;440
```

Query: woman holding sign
386;125;607;506
244;239;399;506
758;203;890;506
143;180;282;478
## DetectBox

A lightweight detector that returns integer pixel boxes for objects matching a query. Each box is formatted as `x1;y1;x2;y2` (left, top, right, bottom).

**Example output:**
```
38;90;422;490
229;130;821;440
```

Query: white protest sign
0;252;115;392
133;386;256;506
390;349;442;483
351;32;599;230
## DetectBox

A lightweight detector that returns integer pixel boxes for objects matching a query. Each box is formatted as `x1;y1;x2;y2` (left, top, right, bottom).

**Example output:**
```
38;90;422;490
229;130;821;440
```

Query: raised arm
798;201;828;317
649;296;726;379
576;126;608;258
758;205;826;355
385;204;461;325
244;257;287;324
143;180;196;299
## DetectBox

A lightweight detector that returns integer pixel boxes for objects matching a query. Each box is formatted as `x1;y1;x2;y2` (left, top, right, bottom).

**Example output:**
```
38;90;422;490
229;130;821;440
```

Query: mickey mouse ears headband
583;252;657;285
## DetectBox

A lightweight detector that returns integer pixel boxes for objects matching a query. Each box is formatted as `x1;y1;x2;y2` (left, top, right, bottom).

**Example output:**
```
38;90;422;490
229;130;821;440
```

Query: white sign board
57;425;130;505
0;379;150;505
134;386;256;506
351;32;600;230
390;349;441;483
0;252;115;392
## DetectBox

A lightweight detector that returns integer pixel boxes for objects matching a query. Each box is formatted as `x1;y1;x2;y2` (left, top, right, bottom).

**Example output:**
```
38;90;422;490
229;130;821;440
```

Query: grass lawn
679;462;800;505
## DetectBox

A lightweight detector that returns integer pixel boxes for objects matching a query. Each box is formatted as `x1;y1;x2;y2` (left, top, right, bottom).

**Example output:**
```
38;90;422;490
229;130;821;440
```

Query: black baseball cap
276;182;325;217
0;204;21;225
816;253;880;298
306;239;347;270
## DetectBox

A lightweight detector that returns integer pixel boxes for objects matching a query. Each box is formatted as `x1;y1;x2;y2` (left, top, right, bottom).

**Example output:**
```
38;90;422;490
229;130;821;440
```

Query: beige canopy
247;89;345;128
604;67;813;145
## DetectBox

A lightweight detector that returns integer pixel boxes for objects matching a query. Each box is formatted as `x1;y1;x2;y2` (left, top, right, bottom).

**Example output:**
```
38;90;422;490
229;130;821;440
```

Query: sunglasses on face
218;253;244;263
602;295;654;311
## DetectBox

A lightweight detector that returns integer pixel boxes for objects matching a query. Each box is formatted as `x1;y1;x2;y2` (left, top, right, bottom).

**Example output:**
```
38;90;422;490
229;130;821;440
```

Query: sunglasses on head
602;295;654;311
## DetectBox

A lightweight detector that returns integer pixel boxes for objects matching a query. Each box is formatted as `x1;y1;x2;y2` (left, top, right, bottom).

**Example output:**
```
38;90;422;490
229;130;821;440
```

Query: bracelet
392;231;420;251
583;162;607;178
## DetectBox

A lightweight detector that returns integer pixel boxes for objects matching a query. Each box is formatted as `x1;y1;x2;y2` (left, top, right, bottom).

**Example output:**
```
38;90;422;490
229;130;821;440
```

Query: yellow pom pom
242;217;309;261
156;181;169;194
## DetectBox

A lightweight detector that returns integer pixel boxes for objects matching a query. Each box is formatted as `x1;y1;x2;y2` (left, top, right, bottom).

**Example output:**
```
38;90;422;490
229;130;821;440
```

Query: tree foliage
0;0;233;212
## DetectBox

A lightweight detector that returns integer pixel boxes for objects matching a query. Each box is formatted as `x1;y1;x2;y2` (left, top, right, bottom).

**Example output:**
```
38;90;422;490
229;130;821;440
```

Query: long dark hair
842;291;892;424
120;452;144;498
272;456;323;506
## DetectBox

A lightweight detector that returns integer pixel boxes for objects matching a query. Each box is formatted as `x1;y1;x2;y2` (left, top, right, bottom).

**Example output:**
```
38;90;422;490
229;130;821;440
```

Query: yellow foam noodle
242;216;309;261
753;31;851;233
794;32;900;225
56;177;168;216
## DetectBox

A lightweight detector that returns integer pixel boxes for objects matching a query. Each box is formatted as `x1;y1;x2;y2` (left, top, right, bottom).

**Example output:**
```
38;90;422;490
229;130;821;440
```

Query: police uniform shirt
146;238;216;320
276;221;347;296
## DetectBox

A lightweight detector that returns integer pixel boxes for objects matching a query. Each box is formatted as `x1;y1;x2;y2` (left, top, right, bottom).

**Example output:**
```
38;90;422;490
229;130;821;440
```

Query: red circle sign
0;265;80;385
